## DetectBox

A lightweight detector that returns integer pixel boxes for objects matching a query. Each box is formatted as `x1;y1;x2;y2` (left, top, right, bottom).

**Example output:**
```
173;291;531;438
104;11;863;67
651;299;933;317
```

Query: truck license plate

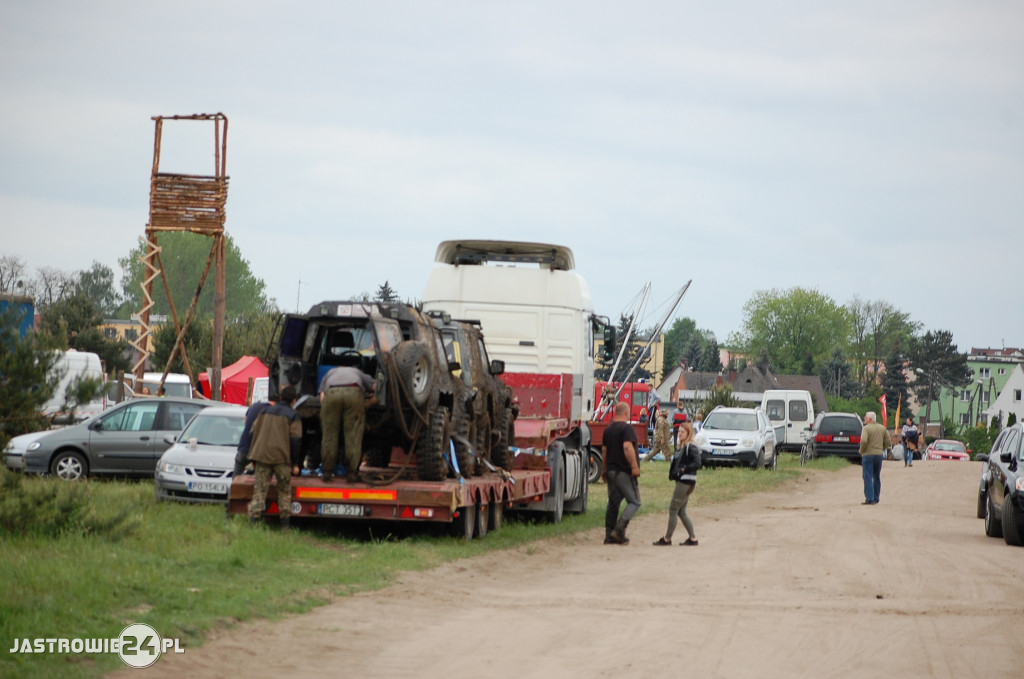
187;481;228;494
712;448;732;456
318;503;364;517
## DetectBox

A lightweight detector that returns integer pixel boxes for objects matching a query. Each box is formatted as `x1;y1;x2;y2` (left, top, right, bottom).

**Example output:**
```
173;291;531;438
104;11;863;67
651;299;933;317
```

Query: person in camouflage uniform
643;410;671;462
248;385;302;529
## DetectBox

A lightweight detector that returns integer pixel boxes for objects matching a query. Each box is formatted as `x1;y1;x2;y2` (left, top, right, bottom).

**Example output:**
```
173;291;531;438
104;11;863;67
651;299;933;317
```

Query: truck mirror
489;359;505;376
601;326;616;362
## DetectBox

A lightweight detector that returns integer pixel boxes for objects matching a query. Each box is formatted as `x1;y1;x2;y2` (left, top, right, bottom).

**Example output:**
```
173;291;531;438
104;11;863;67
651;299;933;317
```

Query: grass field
0;453;848;678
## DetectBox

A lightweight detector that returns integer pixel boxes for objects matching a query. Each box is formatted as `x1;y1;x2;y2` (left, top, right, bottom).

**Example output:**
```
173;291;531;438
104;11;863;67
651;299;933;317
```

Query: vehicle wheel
548;447;564;524
976;488;987;520
415;407;449;482
453;406;475;476
393;340;433;409
491;407;515;470
488;498;504;532
754;449;765;470
770;448;778;471
475;498;489;539
1002;494;1023;546
984;493;1003;538
50;450;88;481
451;501;476;539
587;447;602;484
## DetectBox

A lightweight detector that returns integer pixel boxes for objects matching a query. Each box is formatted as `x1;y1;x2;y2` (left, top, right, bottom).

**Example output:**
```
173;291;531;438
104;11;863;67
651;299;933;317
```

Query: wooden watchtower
130;113;229;400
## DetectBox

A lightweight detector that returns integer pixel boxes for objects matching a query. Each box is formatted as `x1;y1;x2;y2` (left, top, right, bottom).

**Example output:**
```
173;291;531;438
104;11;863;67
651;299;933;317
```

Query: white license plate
834;436;849;442
318;503;364;517
187;481;228;494
712;448;732;456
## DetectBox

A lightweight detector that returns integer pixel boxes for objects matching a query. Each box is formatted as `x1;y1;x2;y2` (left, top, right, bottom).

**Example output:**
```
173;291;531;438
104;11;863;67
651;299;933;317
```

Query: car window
819;416;861;435
935;442;965;452
1016;429;1024;462
765;400;784;421
164;402;205;431
100;401;161;432
704;412;757;431
183;414;245;446
789;400;808;421
1002;430;1021;460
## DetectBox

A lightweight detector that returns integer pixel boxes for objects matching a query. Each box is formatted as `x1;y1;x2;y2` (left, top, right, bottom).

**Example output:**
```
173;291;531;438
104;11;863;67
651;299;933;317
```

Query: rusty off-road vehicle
430;314;516;475
269;301;463;481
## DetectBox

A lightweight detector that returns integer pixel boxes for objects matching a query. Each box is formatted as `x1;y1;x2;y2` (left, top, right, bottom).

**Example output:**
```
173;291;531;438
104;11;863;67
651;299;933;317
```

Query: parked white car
154;405;247;503
694;406;779;469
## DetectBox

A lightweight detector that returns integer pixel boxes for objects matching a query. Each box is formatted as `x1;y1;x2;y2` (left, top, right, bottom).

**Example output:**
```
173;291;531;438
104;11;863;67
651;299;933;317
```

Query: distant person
247;385;302;530
858;411;892;505
156;386;166;397
693;412;704;432
141;386;151;396
602;402;641;545
900;417;919;467
234;395;277;477
643;410;671;462
655;420;700;546
319;363;376;483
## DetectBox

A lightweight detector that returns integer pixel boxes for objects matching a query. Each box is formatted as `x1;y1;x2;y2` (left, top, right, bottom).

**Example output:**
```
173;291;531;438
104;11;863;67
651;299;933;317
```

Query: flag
878;393;888;428
894;394;902;432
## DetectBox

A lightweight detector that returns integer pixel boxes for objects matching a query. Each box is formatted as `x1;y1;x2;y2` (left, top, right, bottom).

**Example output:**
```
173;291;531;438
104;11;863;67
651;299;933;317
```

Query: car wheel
976;487;987;520
1002;493;1023;546
754;449;765;470
50;450;88;481
770;448;778;471
984;493;1003;538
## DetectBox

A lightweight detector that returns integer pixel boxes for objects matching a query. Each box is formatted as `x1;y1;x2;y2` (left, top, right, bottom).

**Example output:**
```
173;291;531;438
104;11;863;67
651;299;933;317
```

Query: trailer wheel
488;498;504;532
548;447;564;524
451;502;476;539
475;497;489;538
491;407;514;470
393;340;433;409
415;407;449;482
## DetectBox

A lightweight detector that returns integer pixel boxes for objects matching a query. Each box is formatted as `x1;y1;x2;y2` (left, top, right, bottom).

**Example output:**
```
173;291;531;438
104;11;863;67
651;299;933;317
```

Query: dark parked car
20;396;213;481
976;422;1024;546
800;412;863;464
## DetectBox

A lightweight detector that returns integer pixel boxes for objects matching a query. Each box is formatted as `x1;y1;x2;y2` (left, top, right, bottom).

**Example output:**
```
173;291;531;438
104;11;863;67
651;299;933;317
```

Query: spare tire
393;340;433;409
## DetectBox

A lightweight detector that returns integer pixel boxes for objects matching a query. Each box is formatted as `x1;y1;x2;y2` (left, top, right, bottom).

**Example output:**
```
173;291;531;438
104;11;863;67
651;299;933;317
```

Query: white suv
694;406;779;469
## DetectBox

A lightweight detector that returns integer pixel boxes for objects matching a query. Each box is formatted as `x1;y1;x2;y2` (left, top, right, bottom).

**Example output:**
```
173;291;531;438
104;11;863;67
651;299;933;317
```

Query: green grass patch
1;452;848;678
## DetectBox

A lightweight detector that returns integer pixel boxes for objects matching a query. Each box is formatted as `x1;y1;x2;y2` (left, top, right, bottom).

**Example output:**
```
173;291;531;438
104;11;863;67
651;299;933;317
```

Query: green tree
36;290;129;375
880;347;912;423
733;287;850;375
118;232;268;320
663;317;722;372
907;330;973;410
151;320;212;382
374;281;399;303
76;261;122;317
224;308;281;365
819;347;862;399
0;307;60;448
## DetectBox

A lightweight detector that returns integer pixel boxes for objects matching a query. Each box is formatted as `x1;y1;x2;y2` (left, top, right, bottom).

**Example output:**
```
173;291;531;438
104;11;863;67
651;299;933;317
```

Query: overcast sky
2;1;1021;352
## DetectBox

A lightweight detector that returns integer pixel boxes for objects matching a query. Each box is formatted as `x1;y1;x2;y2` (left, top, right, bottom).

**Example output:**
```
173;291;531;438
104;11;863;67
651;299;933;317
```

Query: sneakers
653;537;672;546
681;538;699;546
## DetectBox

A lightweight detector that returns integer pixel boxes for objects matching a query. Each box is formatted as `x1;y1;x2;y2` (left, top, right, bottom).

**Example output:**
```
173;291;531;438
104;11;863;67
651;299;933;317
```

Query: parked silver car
694;406;779;469
20;396;213;480
155;405;247;503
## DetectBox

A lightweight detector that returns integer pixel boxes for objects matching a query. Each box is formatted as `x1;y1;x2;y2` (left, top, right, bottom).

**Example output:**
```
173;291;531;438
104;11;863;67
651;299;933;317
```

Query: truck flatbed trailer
228;451;554;539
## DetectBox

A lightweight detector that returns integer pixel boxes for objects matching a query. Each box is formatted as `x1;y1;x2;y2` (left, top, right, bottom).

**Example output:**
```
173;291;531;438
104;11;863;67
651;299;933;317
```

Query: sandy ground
112;459;1022;679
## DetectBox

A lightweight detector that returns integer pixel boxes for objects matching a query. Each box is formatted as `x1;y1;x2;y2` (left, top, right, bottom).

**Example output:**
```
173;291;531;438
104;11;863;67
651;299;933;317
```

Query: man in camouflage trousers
248;385;302;530
643;410;671;462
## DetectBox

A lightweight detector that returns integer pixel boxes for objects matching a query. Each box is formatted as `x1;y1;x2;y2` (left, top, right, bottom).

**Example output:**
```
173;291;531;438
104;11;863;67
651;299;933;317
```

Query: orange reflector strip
295;487;397;501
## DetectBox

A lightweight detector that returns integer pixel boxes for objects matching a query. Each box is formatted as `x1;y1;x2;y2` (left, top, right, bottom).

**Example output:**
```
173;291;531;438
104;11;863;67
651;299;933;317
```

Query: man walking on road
602;401;642;544
858;411;892;505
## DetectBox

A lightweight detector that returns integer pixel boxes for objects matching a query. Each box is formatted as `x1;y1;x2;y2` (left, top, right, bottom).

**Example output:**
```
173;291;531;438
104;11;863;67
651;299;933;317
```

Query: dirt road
113;460;1022;678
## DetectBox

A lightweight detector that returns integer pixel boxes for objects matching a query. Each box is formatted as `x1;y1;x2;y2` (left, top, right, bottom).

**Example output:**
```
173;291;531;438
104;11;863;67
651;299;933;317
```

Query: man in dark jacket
602;402;642;545
234;396;276;477
248;386;302;529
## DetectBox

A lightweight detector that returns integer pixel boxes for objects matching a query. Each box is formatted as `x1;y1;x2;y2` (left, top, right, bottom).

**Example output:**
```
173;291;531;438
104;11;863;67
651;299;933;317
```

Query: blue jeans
862;454;883;503
904;445;914;465
605;469;642;531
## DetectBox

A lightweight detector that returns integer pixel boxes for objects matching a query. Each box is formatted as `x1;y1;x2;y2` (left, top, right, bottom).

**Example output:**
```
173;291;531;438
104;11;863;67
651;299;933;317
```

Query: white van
761;389;815;452
43;350;107;423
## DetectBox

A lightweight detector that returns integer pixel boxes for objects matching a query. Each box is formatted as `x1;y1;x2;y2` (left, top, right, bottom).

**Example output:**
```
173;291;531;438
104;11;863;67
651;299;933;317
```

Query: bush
0;467;139;539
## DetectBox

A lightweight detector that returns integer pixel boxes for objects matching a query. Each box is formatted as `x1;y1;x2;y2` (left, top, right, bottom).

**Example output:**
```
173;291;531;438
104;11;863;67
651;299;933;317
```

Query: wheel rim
56;456;83;480
410;357;430;395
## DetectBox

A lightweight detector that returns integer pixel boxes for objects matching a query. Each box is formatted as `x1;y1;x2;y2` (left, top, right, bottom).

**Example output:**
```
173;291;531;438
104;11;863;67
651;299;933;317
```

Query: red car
924;439;970;461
